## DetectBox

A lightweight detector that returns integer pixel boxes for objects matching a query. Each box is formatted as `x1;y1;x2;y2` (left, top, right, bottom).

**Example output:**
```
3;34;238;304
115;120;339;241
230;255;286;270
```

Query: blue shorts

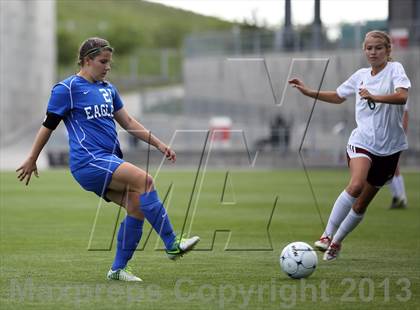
71;154;124;201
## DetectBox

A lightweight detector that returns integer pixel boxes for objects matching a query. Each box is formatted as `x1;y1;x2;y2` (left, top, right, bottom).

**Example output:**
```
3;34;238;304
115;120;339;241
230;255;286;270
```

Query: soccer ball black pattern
280;241;318;279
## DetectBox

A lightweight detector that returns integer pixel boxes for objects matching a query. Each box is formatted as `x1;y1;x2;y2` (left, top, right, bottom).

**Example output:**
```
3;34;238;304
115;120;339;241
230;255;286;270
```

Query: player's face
364;36;390;68
85;50;112;81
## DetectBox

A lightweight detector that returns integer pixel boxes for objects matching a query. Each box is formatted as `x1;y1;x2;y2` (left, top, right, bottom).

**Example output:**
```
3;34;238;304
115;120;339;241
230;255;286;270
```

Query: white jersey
336;61;411;156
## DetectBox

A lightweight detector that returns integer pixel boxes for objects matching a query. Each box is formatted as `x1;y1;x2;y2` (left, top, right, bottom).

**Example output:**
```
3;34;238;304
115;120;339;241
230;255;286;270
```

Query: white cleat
323;242;341;262
166;236;200;260
314;236;331;252
107;267;143;282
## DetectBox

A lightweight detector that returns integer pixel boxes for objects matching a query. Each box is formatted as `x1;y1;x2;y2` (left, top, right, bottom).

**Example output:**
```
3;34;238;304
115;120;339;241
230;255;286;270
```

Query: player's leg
334;182;379;243
109;162;177;249
321;157;371;260
323;183;379;262
107;187;145;220
71;158;146;281
109;162;199;260
105;189;144;281
388;165;407;209
324;151;400;261
315;156;370;251
388;166;401;207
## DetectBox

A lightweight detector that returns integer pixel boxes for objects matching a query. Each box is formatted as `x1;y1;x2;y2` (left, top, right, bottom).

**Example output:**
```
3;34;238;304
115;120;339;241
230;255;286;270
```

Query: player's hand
358;88;374;101
158;144;176;163
289;78;309;95
16;158;39;186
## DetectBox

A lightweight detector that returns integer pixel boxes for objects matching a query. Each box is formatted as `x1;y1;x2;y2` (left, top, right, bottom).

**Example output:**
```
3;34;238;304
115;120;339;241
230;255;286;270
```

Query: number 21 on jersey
99;88;112;103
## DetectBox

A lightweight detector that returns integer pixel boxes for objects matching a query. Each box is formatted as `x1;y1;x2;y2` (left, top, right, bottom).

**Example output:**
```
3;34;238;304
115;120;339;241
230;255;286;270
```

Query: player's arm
359;87;408;105
16;126;52;185
17;113;61;185
288;78;345;104
402;110;409;133
114;107;176;162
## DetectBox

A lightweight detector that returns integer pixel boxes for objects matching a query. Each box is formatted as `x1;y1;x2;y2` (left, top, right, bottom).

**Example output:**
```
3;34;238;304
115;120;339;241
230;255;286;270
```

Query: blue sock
111;215;143;271
140;190;176;250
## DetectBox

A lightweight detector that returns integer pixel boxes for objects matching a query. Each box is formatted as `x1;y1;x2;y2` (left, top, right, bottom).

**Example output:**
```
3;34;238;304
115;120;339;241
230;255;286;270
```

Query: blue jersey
47;75;124;172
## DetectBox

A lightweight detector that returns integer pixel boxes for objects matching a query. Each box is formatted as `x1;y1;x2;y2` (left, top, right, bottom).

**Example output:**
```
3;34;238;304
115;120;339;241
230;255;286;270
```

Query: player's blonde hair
363;30;392;61
78;37;113;66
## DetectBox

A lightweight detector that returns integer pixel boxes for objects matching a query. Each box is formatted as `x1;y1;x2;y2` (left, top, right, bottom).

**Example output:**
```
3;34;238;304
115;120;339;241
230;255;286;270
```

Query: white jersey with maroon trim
336;61;411;156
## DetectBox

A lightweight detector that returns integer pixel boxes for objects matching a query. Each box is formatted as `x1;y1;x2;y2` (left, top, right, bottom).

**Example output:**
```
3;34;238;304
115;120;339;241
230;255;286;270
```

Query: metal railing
184;20;420;58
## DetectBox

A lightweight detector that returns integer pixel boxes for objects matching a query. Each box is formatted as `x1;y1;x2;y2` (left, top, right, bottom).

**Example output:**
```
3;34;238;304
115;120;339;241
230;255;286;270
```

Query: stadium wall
183;48;420;159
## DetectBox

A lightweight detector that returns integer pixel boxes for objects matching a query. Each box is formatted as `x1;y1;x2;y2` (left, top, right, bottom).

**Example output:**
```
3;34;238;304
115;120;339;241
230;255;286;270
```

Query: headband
82;45;112;58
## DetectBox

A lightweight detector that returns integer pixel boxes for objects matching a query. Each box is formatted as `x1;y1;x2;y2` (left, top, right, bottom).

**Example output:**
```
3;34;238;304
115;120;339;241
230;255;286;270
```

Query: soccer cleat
323;242;341;261
107;266;142;282
314;235;331;252
389;197;407;209
166;235;200;260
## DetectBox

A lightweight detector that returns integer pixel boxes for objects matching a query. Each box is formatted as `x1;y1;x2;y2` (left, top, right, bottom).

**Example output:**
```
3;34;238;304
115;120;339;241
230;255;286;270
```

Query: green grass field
1;169;419;309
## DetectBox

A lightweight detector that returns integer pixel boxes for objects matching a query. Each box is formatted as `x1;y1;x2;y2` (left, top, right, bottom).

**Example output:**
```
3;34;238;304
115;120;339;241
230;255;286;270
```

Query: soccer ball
279;241;318;279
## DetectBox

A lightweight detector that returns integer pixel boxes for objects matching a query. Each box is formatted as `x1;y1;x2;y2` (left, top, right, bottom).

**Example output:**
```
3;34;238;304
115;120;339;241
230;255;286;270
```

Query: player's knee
347;181;364;197
125;192;145;219
131;172;154;193
126;192;139;210
137;174;154;193
352;203;367;214
145;174;154;190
